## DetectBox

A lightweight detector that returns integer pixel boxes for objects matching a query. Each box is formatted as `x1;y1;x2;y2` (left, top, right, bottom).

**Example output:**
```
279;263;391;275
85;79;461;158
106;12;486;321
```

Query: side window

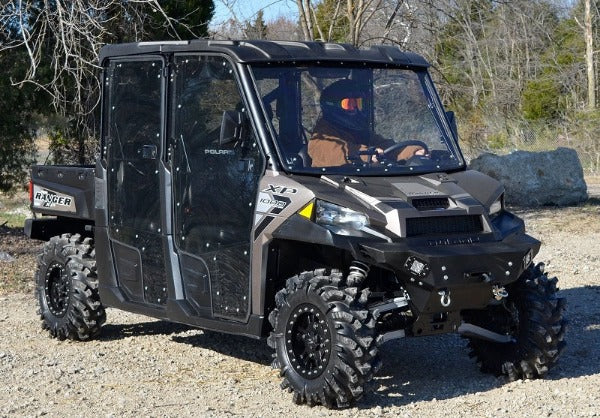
106;59;163;235
254;69;303;165
171;55;243;149
171;55;263;255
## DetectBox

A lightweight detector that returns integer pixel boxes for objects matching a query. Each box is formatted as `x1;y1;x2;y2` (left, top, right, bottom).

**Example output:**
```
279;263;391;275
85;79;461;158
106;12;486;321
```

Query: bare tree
212;0;298;40
296;0;317;41
210;18;245;39
0;0;209;163
294;0;401;45
267;16;302;40
359;1;426;48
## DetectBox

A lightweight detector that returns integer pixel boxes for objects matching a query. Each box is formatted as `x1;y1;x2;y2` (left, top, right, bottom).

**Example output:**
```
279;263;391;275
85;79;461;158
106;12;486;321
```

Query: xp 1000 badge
32;185;76;213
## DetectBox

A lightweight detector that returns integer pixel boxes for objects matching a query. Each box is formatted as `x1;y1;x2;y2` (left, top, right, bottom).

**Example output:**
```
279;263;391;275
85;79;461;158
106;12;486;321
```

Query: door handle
141;145;158;160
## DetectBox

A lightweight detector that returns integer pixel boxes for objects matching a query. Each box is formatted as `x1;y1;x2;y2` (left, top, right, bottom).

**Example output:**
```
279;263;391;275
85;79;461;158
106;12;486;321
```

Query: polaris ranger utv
26;40;566;408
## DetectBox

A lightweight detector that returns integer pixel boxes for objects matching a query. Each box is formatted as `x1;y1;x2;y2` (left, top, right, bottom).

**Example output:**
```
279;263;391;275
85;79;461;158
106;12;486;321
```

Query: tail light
29;180;33;202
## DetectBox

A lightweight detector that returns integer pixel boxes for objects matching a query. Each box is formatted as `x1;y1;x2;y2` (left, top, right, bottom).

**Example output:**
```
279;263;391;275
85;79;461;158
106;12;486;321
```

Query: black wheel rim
44;261;70;317
285;303;332;379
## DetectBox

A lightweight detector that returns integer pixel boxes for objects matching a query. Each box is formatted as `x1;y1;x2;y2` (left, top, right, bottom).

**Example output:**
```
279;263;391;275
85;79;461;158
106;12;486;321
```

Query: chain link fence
460;119;600;175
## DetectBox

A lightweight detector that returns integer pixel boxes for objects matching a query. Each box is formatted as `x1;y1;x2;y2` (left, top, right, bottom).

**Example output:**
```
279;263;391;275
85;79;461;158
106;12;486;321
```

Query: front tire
464;263;566;380
35;234;106;340
268;269;380;408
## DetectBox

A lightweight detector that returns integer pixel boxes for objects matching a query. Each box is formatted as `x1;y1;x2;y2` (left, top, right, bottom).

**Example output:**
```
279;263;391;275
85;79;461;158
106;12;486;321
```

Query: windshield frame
248;62;466;176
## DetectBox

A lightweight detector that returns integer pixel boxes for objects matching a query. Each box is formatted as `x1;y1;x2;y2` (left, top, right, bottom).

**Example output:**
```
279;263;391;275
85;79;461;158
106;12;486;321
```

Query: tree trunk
585;0;595;109
296;0;314;41
347;0;356;45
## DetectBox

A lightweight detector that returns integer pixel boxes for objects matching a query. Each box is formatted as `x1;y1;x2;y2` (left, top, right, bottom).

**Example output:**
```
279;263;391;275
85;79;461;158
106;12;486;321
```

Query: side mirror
220;110;245;146
445;111;458;139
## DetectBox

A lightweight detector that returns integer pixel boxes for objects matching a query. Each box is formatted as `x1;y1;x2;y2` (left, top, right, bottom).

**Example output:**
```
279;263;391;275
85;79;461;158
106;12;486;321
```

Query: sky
212;0;298;24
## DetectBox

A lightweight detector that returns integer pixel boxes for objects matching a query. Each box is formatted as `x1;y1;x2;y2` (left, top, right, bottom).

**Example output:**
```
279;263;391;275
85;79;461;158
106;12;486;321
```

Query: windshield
251;65;464;175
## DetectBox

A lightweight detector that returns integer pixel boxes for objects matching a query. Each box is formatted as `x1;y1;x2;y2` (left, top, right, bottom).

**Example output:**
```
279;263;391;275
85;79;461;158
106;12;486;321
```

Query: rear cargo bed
30;165;95;219
26;165;95;241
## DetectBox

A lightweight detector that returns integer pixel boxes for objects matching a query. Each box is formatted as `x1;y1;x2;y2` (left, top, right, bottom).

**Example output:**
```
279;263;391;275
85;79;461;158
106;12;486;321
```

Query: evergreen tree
314;0;349;42
0;52;38;191
245;10;268;39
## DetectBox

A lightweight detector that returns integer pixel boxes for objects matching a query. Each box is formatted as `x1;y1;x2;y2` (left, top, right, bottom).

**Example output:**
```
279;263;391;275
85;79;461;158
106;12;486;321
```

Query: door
170;55;263;320
105;58;168;305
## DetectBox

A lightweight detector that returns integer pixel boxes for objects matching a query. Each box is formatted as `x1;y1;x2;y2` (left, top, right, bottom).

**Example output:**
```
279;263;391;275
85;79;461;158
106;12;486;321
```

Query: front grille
406;215;483;237
411;197;449;211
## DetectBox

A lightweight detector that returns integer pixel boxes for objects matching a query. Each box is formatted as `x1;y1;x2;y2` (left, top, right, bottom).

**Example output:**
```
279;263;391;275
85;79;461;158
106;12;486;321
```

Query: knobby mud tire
267;269;381;408
466;263;566;380
35;233;106;340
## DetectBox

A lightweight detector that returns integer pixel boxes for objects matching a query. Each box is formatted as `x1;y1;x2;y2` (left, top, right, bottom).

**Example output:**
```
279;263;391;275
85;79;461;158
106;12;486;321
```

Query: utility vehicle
26;40;566;408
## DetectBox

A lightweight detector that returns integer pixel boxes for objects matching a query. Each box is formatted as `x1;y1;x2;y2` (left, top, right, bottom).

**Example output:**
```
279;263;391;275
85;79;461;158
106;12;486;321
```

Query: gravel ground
0;203;599;417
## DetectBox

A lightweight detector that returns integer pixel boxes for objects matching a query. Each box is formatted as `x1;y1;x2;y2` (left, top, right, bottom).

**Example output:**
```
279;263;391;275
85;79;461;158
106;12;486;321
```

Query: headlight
307;200;390;241
489;194;504;217
314;200;372;237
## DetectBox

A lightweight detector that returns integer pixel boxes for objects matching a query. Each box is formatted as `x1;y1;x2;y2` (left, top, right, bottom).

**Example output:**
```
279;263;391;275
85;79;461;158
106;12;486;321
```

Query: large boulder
469;147;588;206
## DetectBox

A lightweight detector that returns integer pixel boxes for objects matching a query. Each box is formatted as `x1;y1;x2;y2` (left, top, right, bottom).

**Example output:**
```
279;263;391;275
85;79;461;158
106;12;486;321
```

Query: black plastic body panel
99;283;265;339
24;217;92;241
30;165;95;220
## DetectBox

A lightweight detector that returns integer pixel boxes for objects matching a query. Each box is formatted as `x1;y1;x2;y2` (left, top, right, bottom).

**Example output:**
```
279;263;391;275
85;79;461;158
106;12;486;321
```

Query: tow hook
438;289;451;307
492;285;508;300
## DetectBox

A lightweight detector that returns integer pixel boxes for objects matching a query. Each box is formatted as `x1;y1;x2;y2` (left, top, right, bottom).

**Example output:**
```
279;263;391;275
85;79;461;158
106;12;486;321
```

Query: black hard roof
99;39;430;68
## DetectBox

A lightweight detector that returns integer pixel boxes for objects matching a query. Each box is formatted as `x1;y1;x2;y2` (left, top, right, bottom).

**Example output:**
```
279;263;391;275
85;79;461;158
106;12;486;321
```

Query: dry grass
0;191;31;228
0;225;39;295
516;203;600;235
0;192;39;295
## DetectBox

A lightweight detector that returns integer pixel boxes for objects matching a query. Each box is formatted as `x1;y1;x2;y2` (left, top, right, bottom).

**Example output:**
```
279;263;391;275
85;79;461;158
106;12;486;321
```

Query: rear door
105;58;168;305
170;55;264;321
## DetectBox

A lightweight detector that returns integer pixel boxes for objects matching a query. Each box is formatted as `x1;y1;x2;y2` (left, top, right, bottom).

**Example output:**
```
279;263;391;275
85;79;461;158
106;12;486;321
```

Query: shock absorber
347;261;370;286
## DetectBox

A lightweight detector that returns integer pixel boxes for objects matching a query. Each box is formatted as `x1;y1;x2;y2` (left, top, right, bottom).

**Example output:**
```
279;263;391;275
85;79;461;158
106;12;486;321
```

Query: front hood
291;170;503;238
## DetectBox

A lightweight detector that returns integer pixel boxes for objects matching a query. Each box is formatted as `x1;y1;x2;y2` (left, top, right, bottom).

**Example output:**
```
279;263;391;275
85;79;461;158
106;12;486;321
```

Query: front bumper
359;232;540;335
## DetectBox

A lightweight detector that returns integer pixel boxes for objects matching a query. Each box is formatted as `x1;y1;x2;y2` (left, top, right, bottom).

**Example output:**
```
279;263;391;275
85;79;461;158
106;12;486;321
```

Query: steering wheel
349;146;380;166
381;140;429;160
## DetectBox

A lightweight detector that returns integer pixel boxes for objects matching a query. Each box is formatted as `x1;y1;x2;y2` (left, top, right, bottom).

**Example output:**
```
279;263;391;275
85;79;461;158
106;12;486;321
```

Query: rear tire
35;234;106;340
465;263;566;380
268;269;380;408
